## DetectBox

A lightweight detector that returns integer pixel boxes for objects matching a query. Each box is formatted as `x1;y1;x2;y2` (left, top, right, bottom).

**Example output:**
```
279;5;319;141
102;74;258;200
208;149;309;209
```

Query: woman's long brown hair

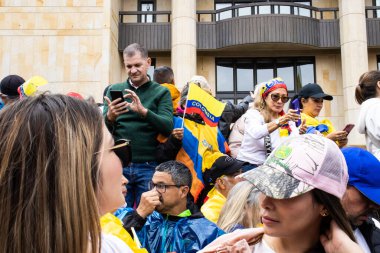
0;94;103;253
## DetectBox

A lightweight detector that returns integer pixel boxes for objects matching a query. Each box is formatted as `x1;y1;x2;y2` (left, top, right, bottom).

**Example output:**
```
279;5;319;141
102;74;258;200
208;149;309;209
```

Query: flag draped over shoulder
185;83;226;127
174;117;229;202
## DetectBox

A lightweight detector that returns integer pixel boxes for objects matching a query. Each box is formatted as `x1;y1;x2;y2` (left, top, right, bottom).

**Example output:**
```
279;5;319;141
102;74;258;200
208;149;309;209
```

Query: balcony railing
197;2;338;22
365;6;380;18
118;4;380;51
119;11;171;23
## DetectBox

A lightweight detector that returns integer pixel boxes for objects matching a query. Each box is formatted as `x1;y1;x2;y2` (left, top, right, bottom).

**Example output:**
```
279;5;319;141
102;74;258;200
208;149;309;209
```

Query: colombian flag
185;83;226;127
174;117;229;202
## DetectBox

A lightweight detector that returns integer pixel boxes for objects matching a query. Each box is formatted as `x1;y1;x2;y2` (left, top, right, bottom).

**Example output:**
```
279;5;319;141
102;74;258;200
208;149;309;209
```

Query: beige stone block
196;0;214;22
172;44;196;89
197;0;214;10
368;52;379;70
123;0;137;11
340;14;367;43
156;57;171;68
315;54;342;95
197;56;215;95
172;0;196;20
157;0;170;11
339;0;365;17
325;95;344;117
171;18;196;46
340;42;368;87
312;0;338;8
0;37;11;76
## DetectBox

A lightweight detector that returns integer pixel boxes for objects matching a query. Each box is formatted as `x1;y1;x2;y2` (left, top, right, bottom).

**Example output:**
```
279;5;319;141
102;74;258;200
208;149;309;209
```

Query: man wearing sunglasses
341;148;380;253
118;161;224;253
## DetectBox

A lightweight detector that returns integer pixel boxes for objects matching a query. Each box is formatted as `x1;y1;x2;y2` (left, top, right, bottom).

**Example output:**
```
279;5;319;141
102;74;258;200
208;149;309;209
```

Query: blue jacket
116;203;224;253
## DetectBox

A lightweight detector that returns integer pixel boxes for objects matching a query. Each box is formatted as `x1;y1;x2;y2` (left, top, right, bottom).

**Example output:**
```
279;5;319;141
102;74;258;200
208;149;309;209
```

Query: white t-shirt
252;240;275;253
354;228;371;253
237;109;299;165
357;98;380;160
101;233;133;253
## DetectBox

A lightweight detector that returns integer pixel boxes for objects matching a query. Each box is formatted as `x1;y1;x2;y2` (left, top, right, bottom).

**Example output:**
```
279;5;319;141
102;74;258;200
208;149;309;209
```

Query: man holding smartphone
103;43;173;207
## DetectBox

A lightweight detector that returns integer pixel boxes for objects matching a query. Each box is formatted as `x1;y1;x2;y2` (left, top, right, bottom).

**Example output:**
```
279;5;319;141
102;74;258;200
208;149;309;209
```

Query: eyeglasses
310;98;324;103
148;181;182;193
96;139;131;167
270;93;290;103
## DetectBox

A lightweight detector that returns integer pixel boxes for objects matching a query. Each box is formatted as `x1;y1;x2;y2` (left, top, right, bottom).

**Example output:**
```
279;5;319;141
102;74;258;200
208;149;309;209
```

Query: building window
375;0;380;18
215;0;312;20
215;57;315;103
139;0;155;23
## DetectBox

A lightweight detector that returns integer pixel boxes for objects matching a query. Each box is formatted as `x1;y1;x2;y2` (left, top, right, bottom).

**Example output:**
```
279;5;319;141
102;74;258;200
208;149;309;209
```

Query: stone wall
0;0;121;102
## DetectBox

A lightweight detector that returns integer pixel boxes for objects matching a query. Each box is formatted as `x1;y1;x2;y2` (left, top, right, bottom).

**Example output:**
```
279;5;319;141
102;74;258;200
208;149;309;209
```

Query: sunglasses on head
270;93;290;103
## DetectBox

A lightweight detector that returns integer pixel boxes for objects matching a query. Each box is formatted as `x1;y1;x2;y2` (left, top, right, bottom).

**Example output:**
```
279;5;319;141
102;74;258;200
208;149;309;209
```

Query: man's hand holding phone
104;90;129;122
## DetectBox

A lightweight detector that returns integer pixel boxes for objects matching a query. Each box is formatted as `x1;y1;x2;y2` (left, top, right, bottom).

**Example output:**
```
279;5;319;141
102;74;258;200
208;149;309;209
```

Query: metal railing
119;4;380;24
365;6;380;18
197;2;338;22
119;11;171;23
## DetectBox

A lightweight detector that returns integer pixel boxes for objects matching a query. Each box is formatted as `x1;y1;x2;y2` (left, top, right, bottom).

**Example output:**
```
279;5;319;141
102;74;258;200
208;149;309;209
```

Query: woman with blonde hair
217;181;260;232
0;94;132;253
237;78;303;171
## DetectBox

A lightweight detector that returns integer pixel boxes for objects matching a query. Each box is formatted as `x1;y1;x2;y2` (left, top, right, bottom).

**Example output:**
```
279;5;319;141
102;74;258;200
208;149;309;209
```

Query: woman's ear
377;81;380;89
301;97;307;105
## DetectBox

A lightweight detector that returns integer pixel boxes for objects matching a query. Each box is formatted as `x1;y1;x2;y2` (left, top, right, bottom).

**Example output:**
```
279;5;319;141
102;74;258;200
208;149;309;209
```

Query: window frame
138;0;156;23
215;57;316;103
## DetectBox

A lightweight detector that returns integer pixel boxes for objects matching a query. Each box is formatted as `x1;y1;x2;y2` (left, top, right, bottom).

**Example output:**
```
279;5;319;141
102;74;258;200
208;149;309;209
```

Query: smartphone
291;98;301;127
110;90;124;103
343;124;355;135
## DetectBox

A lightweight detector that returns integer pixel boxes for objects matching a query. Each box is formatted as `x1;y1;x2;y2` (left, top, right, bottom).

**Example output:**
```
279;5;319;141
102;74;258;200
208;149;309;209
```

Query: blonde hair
252;82;272;123
0;94;103;253
217;181;260;232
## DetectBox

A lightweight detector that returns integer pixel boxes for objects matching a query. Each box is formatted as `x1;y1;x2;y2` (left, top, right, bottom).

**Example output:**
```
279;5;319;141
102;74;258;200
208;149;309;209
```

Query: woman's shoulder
101;233;134;253
246;109;262;118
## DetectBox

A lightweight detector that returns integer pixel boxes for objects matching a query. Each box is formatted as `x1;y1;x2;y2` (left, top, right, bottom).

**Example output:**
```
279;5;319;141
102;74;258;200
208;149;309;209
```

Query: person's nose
130;66;138;74
260;193;274;210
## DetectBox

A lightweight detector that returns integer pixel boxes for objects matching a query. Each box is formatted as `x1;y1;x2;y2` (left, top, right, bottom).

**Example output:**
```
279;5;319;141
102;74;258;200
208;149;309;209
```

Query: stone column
339;0;367;145
171;0;197;90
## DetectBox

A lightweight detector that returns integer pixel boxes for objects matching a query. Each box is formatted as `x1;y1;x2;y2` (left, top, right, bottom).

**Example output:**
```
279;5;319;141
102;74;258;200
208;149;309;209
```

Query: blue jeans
241;163;258;173
124;162;157;208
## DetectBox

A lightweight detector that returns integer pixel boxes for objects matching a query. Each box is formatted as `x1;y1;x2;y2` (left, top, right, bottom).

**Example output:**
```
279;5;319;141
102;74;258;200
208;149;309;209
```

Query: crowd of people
0;43;379;253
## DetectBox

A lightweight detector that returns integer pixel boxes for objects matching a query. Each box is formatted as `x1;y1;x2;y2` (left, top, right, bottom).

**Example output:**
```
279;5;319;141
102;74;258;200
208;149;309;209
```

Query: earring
321;211;328;217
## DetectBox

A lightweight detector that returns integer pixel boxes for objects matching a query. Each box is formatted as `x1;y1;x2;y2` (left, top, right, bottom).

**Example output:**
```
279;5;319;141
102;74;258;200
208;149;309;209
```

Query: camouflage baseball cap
241;134;348;199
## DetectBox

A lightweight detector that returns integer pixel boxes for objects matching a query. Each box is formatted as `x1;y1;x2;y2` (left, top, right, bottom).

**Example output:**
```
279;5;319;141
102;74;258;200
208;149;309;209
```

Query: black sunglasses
270;93;290;103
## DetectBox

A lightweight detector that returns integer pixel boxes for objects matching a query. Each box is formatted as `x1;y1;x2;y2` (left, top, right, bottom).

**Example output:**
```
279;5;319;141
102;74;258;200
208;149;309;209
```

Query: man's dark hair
156;161;192;188
123;43;148;59
153;66;174;84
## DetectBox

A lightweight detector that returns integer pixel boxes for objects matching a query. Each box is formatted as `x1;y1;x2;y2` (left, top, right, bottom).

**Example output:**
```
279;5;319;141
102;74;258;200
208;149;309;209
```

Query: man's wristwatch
275;118;282;127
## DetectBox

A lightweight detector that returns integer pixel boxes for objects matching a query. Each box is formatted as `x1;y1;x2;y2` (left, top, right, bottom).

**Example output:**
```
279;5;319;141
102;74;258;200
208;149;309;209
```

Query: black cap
298;83;333;101
0;75;25;97
205;156;246;184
